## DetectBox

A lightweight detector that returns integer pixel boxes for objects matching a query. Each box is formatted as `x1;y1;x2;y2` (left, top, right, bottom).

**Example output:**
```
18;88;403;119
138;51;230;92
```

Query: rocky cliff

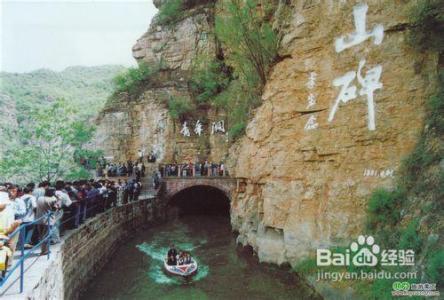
96;0;440;267
228;0;440;266
96;0;229;163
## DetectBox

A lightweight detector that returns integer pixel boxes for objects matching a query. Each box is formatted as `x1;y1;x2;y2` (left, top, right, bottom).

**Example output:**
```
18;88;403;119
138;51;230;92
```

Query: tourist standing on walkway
141;163;146;177
53;181;72;243
133;180;142;201
0;186;21;258
33;181;49;200
204;160;210;176
75;182;88;225
6;185;22;254
16;187;36;249
36;188;58;255
86;183;100;218
127;161;133;177
127;180;135;202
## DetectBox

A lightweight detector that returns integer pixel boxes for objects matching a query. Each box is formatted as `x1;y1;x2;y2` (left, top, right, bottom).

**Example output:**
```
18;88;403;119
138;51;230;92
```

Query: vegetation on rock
113;62;162;94
157;0;185;25
213;0;278;139
166;95;196;120
189;55;231;104
215;0;278;87
408;0;444;52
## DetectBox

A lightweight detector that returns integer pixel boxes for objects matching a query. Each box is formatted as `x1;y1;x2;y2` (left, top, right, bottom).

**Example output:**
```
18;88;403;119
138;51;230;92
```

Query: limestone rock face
95;90;172;162
96;2;229;164
229;0;439;265
132;6;215;71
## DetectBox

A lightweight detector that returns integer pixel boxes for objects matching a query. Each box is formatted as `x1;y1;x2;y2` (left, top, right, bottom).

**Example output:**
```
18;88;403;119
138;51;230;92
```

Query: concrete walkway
0;244;62;299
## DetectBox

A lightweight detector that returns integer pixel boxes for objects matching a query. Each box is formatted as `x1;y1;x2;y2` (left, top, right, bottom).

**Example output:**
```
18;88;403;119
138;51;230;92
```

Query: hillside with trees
0;65;125;120
0;65;126;183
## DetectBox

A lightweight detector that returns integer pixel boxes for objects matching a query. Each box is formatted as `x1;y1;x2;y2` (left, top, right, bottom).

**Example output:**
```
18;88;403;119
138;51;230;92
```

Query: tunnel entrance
167;185;230;217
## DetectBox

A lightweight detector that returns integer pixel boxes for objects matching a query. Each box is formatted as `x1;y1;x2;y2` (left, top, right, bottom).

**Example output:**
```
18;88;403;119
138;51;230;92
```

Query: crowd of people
96;160;147;179
0;178;143;277
160;161;227;177
96;150;157;179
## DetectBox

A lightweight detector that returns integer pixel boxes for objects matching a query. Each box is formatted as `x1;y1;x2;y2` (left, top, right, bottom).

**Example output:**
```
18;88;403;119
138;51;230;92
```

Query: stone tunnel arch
167;185;231;216
162;178;236;201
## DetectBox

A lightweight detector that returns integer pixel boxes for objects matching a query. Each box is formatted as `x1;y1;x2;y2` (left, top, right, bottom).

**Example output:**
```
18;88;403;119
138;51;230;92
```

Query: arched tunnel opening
167;185;230;217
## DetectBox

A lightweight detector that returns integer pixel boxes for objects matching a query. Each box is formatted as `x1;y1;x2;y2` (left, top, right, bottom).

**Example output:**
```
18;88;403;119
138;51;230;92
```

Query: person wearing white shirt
52;181;72;244
1;186;22;255
33;181;50;200
16;187;37;249
0;187;17;237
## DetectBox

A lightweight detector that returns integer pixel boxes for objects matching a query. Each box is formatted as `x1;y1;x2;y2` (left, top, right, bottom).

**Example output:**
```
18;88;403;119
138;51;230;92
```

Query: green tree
0;99;99;184
213;0;278;140
215;0;278;87
189;56;231;104
113;62;158;93
167;95;196;120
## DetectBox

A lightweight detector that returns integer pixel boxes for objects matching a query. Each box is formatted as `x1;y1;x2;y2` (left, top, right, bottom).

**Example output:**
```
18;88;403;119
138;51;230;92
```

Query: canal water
83;215;318;300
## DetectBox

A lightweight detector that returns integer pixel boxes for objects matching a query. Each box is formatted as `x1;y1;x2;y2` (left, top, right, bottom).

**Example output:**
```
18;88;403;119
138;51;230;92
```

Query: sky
0;0;158;73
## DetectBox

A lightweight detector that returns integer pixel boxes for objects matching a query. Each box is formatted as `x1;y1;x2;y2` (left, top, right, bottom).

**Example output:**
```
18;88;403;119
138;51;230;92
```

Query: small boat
164;257;198;277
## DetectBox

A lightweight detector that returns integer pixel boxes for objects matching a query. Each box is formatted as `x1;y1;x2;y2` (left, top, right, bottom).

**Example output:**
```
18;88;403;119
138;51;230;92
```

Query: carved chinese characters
179;120;226;137
334;3;384;53
329;3;384;131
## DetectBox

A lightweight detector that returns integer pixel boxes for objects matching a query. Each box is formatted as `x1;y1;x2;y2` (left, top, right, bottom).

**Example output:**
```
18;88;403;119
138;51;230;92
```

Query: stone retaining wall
29;197;160;300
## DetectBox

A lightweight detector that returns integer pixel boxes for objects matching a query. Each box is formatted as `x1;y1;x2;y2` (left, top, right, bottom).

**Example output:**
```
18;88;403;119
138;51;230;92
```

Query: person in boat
186;253;192;264
182;252;190;264
167;244;177;266
177;251;184;265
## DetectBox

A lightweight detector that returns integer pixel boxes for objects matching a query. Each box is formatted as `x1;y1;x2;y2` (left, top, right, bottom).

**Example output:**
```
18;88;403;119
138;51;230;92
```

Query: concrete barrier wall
28;197;159;300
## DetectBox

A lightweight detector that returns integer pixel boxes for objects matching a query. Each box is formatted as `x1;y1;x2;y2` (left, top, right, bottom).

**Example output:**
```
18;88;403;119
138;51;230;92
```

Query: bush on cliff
113;62;160;94
157;0;184;25
213;79;261;140
215;0;278;87
189;56;231;104
167;95;196;120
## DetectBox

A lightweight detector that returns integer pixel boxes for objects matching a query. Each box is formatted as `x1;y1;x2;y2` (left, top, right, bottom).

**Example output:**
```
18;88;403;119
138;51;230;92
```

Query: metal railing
0;213;53;293
0;193;145;294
